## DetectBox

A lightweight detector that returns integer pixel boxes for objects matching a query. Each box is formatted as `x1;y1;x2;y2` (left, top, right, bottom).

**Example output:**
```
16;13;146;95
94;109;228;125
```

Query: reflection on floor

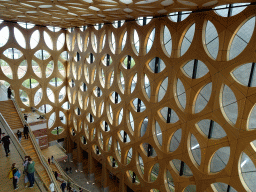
42;145;67;162
58;160;101;192
0;140;41;191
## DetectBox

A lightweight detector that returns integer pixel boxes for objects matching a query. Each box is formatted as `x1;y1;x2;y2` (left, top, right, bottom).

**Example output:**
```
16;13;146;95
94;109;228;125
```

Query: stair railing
12;99;62;192
53;158;91;192
0;113;47;192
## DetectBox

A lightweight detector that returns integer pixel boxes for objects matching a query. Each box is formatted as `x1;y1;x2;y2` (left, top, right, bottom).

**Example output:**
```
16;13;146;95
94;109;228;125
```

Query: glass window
183;59;209;79
166;170;175;191
190;134;201;165
169;11;191;22
144;74;151;99
131;73;137;93
197;119;226;139
110;32;116;54
132;98;146;112
148;57;166;73
3;48;23;59
14;27;26;49
212;182;237;192
34;50;50;60
119;71;125;93
184;185;196;192
160;107;179;123
210;147;230;172
47;87;55;103
177;78;186;109
0;59;13;79
0;26;9;47
222;85;238;124
19;89;29;106
140;117;148;137
194;82;212;113
170;129;182;152
133;29;140;54
229;17;255;60
17;61;27;79
163;25;172;56
158;77;168;102
57;33;65;50
146;28;155;53
46;61;54;78
43;31;53;50
205;21;219;59
150;163;159;182
126;148;132;165
171;159;193;176
180;23;195;56
215;3;250;17
48;112;56;128
121;31;127;51
155;121;162;146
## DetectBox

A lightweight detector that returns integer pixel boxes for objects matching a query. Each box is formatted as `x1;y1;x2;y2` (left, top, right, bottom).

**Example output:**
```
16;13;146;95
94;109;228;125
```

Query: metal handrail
0;113;47;192
53;159;91;192
12;99;61;192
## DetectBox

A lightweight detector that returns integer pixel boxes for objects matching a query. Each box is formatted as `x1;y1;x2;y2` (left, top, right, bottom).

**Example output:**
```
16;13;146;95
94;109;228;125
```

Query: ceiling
0;0;254;28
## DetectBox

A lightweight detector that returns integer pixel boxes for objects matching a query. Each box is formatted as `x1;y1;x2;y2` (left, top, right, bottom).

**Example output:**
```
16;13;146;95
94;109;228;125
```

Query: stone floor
0;130;42;191
59;160;101;192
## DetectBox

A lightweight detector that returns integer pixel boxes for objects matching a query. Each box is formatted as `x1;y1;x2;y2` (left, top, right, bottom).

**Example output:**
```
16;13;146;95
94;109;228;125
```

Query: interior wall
0;21;68;141
66;4;256;192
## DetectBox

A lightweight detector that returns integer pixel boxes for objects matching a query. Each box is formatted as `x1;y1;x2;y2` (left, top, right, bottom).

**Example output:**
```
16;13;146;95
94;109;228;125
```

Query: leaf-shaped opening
210;147;230;173
171;159;193;176
144;74;151;99
14;27;26;49
163;25;172;56
148;57;166;73
0;26;9;47
166;170;175;191
50;78;63;87
133;29;140;54
39;104;53;113
169;11;191;22
158;77;168;102
197;119;226;138
183;59;209;79
215;3;250;17
48;112;56;128
110;32;116;54
59;87;66;102
47;87;55;103
180;23;195;56
102;54;112;66
146;28;155;53
170;129;182;152
211;182;237;192
132;98;146;112
128;111;134;133
195;82;212;113
150;163;159;182
110;92;121;104
122;55;135;69
57;33;65;50
35;50;50;60
3;48;23;59
44;31;53;50
19;89;29;106
229;17;255;60
205;21;219;59
222;85;238;124
177;79;186;109
22;79;39;89
142;143;157;157
121;31;127;51
17;60;27;79
190;134;201;165
126;148;132;165
140;117;148;137
160;107;179;123
61;102;70;110
34;88;42;106
119;71;125;93
30;30;39;49
131;73;137;93
155;121;162;146
0;59;13;79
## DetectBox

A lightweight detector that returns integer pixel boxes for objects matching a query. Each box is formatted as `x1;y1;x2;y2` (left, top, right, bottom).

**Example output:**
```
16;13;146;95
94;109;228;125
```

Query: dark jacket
2;135;10;145
60;182;66;189
17;131;22;138
23;125;29;134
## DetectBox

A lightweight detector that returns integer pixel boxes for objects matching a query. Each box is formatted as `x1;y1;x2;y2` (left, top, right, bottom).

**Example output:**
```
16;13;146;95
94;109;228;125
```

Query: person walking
65;167;69;174
2;133;11;157
23;156;29;188
69;167;72;174
51;155;54;164
49;182;55;192
67;180;71;192
27;157;35;188
7;86;12;99
60;181;66;192
24;114;28;121
9;163;20;190
54;171;58;180
48;157;51;165
17;130;22;142
23;124;29;139
79;187;83;192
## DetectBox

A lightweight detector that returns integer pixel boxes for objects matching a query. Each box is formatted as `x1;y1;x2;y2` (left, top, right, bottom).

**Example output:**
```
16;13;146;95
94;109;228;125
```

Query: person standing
23;124;29;139
67;180;71;192
2;133;11;157
7;86;12;99
27;157;35;188
51;155;54;164
65;167;69;174
49;182;55;192
54;171;58;180
48;158;51;165
24;114;28;121
17;130;22;142
9;163;19;190
23;156;29;188
60;181;66;192
79;187;83;192
69;167;72;174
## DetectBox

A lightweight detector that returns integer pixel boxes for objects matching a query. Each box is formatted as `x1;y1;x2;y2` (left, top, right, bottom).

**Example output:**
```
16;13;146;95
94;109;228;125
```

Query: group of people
8;156;35;190
48;155;54;165
60;180;83;192
65;167;73;174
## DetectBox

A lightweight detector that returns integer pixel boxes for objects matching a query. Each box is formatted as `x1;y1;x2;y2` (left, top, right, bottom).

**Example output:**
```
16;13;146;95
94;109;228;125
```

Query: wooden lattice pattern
0;0;254;28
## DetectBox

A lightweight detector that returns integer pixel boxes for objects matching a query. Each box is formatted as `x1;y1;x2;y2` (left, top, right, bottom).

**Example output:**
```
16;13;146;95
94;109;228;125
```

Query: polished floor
0;140;41;191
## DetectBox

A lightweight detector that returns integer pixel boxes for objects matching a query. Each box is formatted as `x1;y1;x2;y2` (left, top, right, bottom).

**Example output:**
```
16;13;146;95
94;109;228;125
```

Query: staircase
0;100;52;190
0;100;23;130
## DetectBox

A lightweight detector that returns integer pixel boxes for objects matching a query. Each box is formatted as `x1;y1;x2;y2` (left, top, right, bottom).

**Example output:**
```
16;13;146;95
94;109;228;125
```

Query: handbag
8;170;13;179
